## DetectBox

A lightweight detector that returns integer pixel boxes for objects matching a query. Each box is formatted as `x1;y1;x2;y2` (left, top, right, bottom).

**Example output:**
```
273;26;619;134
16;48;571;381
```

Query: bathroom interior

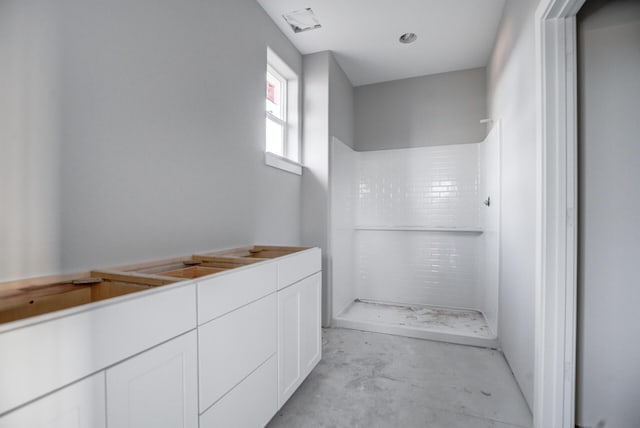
1;0;639;426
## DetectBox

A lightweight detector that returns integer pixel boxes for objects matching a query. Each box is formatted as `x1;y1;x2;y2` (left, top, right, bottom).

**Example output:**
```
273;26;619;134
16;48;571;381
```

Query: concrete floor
267;328;532;428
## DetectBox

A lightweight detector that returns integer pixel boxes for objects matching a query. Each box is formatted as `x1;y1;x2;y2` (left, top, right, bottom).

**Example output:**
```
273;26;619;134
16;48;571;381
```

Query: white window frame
265;48;301;175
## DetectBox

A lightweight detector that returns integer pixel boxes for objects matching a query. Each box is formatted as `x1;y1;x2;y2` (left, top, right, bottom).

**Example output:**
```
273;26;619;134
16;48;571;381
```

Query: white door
0;373;105;428
277;273;322;408
300;273;322;377
106;330;198;428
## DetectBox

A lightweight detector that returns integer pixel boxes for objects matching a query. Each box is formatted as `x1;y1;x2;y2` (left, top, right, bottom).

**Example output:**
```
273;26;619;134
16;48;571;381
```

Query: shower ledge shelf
354;226;483;233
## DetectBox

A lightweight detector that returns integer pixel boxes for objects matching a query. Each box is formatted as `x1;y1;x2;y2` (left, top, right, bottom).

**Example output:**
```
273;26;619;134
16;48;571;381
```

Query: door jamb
534;0;585;426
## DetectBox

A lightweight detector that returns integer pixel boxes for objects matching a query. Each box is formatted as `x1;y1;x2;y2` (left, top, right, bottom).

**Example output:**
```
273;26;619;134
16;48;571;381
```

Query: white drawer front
198;293;277;411
0;373;105;428
277;248;321;290
197;263;277;325
200;355;277;428
0;284;196;415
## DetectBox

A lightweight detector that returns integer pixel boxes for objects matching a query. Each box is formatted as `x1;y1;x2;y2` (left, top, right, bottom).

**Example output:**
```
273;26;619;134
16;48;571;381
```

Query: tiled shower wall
354;144;482;309
355;231;480;308
357;145;480;228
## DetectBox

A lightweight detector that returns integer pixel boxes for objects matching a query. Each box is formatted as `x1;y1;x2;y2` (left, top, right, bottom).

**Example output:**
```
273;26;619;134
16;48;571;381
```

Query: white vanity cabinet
277;272;322;407
197;247;322;425
0;245;321;428
0;373;106;428
106;330;198;428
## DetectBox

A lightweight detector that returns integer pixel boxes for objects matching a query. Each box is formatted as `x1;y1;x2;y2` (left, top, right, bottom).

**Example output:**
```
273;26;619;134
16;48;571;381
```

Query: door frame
534;0;585;426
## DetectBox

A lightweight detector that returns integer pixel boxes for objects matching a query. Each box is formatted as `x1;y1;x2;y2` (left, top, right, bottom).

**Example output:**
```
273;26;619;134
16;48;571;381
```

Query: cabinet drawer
198;293;276;411
200;355;277;428
277;248;321;290
0;373;105;428
197;263;276;324
0;283;196;415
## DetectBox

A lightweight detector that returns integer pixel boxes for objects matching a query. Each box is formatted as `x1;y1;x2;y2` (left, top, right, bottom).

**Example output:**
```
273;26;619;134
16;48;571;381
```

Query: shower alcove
330;127;500;348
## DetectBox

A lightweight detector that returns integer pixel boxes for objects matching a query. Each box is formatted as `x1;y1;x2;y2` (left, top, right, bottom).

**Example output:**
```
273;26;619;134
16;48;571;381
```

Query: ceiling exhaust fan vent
282;8;322;34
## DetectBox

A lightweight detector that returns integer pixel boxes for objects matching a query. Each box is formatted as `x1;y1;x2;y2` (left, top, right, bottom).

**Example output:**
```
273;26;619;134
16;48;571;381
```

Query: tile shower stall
330;127;500;348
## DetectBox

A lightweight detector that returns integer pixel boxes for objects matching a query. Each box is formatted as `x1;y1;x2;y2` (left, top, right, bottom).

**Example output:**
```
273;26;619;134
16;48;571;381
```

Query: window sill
265;152;302;175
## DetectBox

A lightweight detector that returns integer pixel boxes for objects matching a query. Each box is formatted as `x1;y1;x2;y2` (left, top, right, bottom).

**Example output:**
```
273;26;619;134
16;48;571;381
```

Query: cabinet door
277;279;303;407
277;272;322;408
0;373;105;428
300;272;322;378
106;330;198;428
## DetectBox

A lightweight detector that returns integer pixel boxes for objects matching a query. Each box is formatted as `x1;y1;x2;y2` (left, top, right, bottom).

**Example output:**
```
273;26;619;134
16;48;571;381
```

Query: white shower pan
333;299;498;348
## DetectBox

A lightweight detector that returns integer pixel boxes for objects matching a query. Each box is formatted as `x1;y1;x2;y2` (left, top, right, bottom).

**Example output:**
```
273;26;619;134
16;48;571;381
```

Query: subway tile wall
353;144;483;310
355;230;479;308
356;144;480;228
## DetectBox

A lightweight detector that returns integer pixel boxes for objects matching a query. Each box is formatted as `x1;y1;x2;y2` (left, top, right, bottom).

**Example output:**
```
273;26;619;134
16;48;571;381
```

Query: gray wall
328;54;355;150
0;1;62;280
301;51;354;325
487;0;539;409
354;68;486;151
302;52;331;325
577;1;640;426
0;0;303;281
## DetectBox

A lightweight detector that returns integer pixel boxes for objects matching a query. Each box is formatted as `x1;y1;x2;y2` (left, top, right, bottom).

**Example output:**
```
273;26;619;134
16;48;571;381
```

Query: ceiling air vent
282;8;322;34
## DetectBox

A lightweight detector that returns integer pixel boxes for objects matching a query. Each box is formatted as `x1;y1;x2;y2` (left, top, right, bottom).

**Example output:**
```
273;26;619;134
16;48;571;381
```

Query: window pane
266;70;284;120
266;118;284;155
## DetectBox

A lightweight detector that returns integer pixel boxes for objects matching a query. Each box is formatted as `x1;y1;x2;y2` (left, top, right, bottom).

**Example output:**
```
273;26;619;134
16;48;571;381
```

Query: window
265;48;300;175
266;66;287;155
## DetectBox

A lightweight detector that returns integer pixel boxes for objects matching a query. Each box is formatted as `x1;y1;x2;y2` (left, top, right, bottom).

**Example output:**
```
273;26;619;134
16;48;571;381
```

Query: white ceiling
256;0;506;86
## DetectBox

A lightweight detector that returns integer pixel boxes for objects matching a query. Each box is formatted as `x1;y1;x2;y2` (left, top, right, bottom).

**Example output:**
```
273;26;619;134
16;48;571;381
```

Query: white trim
490;119;503;338
265;151;302;175
266;111;286;126
353;226;483;233
534;0;584;427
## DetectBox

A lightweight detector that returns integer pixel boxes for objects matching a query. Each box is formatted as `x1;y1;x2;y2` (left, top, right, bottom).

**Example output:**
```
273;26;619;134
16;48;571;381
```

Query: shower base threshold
333;299;498;348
